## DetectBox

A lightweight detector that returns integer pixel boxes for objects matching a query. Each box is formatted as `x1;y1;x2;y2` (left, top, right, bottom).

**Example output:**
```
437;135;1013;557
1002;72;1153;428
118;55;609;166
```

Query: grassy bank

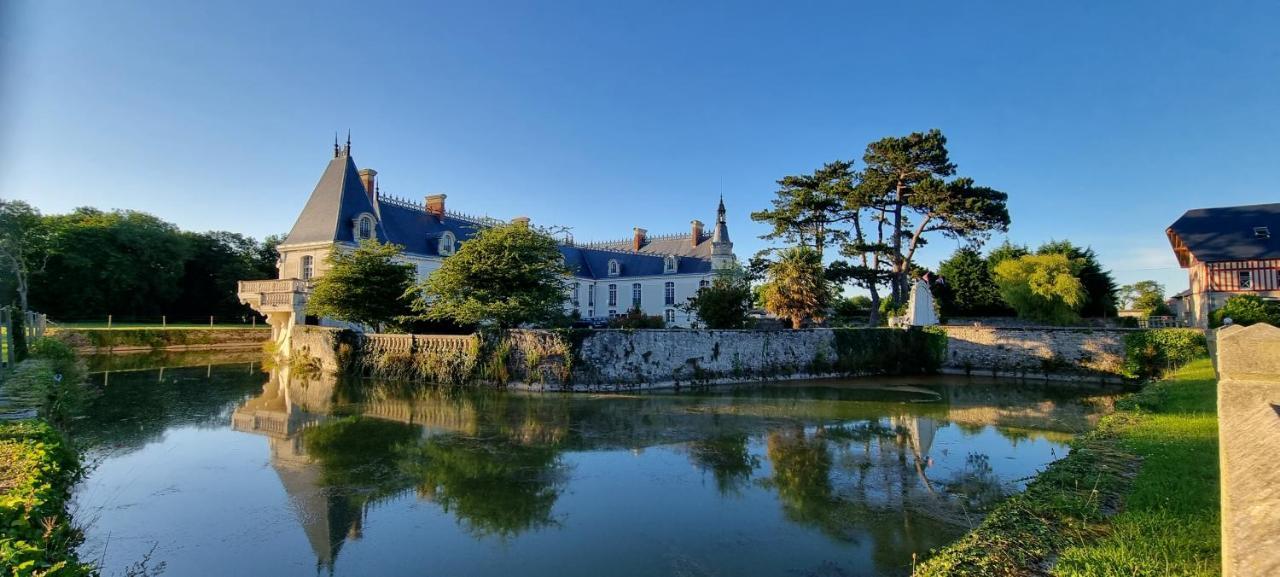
916;358;1219;577
0;420;92;576
49;327;270;351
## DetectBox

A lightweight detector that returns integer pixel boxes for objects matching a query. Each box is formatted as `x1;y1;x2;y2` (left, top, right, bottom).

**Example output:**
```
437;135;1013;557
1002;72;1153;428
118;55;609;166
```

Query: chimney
633;227;647;251
690;220;704;247
358;168;377;203
512;216;531;227
425;194;447;217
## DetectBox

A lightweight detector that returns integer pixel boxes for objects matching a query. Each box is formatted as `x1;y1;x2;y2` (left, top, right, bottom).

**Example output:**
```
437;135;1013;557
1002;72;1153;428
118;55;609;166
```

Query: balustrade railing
238;279;311;295
365;333;476;355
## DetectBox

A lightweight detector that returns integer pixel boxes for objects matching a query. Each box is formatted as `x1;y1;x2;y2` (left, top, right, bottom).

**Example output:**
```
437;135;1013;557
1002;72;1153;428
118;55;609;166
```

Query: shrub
831;327;946;374
1210;294;1280;328
0;420;93;576
6;338;88;425
608;309;666;329
993;253;1086;325
1122;328;1208;379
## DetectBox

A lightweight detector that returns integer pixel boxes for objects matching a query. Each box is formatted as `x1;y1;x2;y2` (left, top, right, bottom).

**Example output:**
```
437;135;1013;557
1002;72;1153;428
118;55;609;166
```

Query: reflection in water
74;355;1118;577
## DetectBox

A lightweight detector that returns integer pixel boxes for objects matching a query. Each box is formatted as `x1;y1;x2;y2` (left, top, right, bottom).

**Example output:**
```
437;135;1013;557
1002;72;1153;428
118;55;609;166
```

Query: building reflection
227;367;1116;572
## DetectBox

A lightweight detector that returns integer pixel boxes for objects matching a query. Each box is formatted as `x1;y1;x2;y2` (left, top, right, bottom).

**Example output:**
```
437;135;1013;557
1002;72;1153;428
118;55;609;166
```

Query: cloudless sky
3;1;1278;294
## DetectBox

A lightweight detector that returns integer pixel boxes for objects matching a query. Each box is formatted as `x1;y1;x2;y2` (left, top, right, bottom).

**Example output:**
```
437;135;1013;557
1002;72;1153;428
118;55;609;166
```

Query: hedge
1121;328;1208;379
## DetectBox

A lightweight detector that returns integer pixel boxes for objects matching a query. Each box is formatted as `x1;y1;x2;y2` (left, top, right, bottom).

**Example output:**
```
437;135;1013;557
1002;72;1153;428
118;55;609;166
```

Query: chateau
241;141;736;335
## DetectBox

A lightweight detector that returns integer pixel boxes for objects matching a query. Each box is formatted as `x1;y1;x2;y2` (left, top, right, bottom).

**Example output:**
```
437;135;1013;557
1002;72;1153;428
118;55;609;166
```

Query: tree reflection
764;427;836;531
688;433;759;495
399;436;564;538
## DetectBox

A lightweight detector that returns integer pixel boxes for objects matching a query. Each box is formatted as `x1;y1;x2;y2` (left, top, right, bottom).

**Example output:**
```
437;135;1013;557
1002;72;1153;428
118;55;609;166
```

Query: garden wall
938;326;1132;381
290;326;944;390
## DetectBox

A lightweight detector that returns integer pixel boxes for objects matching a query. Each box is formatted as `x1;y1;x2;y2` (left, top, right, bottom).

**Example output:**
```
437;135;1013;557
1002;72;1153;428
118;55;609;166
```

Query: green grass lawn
916;358;1220;577
50;322;262;330
1052;359;1219;577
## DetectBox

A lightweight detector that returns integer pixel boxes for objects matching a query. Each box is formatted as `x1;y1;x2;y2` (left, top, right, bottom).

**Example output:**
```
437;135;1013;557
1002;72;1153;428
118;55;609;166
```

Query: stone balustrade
1216;322;1280;577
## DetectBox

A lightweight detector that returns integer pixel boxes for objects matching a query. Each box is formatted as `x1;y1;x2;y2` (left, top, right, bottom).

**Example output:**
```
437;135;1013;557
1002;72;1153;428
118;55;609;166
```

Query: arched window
358;216;373;240
664;255;677;274
301;255;314;280
608;259;620;276
664;281;675;305
632;283;642;309
439;231;456;256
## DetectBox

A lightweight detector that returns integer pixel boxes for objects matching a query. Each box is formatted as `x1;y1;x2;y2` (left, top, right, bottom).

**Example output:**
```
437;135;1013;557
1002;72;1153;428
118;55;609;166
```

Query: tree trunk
891;181;905;306
868;287;881;327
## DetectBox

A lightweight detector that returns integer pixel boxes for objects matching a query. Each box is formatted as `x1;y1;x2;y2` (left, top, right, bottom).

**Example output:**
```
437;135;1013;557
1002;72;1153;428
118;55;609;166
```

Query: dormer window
354;214;376;241
439;231;456;256
608;259;620;277
663;255;678;274
1255;226;1271;240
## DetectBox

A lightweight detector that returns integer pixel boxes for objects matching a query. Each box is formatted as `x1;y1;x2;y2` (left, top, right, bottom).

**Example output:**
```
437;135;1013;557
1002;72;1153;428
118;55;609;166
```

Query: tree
36;208;190;319
307;240;416;332
1118;281;1171;316
412;223;569;329
1036;240;1117;317
936;247;1009;317
751;160;854;259
1211;294;1280;327
759;247;832;329
829;295;873;326
175;231;273;318
0;200;49;312
682;266;754;329
993;253;1086;325
857;129;1010;305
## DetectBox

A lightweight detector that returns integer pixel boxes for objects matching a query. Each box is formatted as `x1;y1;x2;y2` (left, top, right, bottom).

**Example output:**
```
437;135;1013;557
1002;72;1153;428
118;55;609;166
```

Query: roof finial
334;133;340;158
717;194;726;222
345;130;352;156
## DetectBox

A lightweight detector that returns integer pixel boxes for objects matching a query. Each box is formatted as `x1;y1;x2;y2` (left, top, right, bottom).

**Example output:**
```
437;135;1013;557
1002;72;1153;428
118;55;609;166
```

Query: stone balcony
238;279;311;344
238;279;311;314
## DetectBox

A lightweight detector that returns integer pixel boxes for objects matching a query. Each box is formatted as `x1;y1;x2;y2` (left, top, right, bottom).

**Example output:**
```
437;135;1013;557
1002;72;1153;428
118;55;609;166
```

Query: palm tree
760;247;832;329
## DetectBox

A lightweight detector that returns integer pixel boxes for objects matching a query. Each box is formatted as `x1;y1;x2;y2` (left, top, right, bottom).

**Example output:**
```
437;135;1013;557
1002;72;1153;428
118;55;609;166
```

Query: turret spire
333;133;340;158
345;130;352;156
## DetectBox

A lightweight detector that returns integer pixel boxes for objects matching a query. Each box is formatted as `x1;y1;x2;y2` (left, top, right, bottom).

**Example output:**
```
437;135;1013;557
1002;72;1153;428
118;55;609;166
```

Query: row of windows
586;281;684;308
605;255;681;277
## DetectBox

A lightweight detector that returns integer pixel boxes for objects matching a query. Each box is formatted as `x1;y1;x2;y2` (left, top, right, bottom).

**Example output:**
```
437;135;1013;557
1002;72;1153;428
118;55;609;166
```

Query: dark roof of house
281;153;717;279
1167;202;1280;264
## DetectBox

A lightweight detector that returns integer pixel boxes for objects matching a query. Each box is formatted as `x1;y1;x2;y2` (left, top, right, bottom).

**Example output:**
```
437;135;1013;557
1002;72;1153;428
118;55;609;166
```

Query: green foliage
1122;329;1207;379
0;420;93;576
681;266;754;329
1036;240;1118;318
1210;294;1280;327
993;253;1086;325
759;247;832;329
306;240;416;332
412;223;569;329
607;308;666;329
750;160;855;258
828;296;872;327
1118;280;1171;316
303;416;420;489
6;204;278;320
936;247;1010;317
830;327;945;374
53;327;268;350
857;129;1010;304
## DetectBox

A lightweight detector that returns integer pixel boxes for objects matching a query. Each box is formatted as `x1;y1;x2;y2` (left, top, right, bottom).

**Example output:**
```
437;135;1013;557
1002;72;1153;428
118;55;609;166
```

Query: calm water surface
72;353;1118;577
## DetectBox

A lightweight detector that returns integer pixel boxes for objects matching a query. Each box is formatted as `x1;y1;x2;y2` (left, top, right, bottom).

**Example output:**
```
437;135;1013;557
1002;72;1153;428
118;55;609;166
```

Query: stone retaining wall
54;327;271;353
938;326;1132;381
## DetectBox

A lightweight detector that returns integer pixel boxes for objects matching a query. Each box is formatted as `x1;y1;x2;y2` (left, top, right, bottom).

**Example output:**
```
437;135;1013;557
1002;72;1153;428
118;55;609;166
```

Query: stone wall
937;326;1131;381
1215;323;1280;577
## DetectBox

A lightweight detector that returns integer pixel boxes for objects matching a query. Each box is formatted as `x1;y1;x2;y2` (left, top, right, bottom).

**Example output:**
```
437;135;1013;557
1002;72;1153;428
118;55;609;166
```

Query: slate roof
586;234;716;259
1167;202;1280;265
282;154;386;245
282;153;717;279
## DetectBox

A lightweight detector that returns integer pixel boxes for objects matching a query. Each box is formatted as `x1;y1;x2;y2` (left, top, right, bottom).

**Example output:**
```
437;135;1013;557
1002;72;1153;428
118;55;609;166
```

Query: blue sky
3;1;1277;294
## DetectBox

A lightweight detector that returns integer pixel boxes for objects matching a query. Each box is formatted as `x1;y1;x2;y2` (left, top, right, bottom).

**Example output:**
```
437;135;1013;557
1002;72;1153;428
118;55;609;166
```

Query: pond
71;353;1119;577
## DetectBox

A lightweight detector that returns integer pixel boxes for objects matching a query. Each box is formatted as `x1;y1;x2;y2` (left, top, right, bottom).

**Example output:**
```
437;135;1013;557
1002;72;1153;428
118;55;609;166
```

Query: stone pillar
1217;322;1280;577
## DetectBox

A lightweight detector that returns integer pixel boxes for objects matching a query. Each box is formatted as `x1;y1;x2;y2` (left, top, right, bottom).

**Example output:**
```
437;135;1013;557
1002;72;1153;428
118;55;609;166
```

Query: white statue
900;278;939;327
